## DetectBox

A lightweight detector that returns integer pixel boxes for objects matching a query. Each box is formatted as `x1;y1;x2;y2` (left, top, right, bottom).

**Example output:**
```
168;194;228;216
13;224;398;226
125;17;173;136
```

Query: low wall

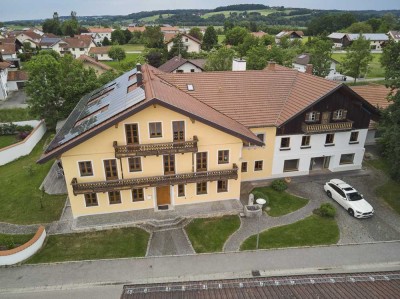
0;226;46;266
0;120;46;166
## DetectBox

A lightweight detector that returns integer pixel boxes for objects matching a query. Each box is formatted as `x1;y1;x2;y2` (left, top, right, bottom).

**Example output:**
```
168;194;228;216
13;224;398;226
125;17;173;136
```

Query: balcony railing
302;121;353;134
113;136;198;158
71;164;238;195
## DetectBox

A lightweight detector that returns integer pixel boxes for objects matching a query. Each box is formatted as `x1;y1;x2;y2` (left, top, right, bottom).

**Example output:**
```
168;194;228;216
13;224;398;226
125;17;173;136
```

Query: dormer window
333;109;347;121
305;111;320;122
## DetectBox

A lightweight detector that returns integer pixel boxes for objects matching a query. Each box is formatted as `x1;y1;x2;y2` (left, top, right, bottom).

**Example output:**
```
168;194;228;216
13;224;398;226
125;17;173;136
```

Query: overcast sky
1;0;399;22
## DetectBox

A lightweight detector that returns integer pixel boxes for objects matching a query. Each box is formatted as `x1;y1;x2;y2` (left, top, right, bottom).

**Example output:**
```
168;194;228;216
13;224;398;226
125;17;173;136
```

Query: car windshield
347;192;363;201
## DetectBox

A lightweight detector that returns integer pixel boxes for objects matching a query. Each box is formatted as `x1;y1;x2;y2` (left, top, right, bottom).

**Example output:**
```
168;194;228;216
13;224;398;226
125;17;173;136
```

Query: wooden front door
156;186;171;206
321;112;331;124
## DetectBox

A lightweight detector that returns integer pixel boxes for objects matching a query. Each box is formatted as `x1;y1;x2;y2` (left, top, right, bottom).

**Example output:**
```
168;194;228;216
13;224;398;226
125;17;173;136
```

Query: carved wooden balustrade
113;136;198;158
302;121;353;134
71;164;238;195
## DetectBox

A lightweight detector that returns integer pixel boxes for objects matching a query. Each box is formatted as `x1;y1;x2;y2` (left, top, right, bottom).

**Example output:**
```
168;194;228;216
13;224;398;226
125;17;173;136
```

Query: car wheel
348;209;355;217
326;190;332;198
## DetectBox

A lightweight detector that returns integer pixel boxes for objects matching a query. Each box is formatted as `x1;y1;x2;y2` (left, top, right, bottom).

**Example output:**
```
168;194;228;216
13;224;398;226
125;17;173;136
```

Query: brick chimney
305;64;313;74
267;60;276;71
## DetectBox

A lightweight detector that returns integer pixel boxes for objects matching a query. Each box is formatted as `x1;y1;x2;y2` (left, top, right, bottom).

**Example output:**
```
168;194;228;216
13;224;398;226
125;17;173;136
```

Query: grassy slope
103;53;141;71
253;187;309;217
202;9;279;18
0;135;19;148
185;215;240;253
139;14;175;22
240;214;339;250
27;228;149;263
119;44;145;52
0;133;65;224
331;53;384;78
0;108;32;122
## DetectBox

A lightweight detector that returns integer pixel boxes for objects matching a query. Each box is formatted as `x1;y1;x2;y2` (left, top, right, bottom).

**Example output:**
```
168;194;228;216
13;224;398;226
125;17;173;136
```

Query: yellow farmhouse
38;63;378;218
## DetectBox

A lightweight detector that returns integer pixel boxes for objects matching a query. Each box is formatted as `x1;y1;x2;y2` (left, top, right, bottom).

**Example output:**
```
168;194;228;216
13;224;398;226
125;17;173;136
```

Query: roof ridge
274;71;299;126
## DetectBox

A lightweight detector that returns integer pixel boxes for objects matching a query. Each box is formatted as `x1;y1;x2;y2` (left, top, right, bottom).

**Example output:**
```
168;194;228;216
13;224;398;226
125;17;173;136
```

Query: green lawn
0;135;18;148
218;35;225;44
252;187;309;217
119;44;145;52
0;133;65;224
240;214;339;250
202;9;279;18
185;215;240;253
0;108;32;122
365;158;400;215
332;53;384;79
27;228;149;264
0;233;34;249
103;53;142;71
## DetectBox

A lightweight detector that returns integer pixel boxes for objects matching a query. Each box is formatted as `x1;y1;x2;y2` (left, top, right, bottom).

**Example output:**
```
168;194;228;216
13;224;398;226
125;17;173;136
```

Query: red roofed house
37;62;379;218
78;54;113;75
166;33;202;53
88;46;112;61
56;35;97;58
82;27;113;45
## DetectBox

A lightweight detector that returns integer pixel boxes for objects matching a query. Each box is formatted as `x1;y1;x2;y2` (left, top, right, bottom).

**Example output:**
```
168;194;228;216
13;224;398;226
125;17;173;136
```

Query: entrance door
321;112;331;124
156;186;171;208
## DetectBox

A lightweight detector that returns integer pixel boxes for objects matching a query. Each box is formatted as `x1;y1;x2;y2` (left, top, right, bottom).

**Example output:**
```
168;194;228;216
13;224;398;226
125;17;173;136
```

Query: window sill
324;143;335;147
300;145;311;149
254;169;263;172
349;141;359;144
283;169;299;172
280;147;291;151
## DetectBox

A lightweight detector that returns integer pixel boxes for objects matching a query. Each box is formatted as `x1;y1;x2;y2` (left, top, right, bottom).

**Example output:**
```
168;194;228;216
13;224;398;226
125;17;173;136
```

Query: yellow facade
240;127;276;181
62;105;246;218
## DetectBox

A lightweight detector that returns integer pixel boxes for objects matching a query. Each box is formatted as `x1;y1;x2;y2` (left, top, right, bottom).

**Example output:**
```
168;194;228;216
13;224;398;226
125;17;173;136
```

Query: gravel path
147;228;194;256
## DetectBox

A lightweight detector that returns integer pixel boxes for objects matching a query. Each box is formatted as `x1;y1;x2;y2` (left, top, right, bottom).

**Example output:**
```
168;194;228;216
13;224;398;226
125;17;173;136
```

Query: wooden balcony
113;136;198;158
71;164;238;195
302;121;353;134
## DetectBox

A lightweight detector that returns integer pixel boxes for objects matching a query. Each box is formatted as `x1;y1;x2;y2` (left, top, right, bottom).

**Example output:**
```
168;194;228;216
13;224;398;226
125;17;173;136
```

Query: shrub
251;190;269;206
271;179;288;191
0;123;17;135
315;203;336;218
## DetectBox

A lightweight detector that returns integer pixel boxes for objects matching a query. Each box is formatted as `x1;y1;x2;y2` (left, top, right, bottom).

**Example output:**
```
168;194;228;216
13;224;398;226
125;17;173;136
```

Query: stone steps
140;216;189;231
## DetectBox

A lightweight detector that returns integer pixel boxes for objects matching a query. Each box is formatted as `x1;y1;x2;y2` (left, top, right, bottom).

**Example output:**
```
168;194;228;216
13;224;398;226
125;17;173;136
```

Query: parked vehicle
323;179;374;218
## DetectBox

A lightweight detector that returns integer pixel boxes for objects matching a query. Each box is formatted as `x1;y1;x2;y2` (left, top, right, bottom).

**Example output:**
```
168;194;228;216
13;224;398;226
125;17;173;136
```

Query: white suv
323;179;374;218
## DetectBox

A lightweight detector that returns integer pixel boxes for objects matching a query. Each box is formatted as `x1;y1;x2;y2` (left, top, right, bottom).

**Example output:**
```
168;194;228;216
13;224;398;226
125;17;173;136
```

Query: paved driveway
288;169;400;244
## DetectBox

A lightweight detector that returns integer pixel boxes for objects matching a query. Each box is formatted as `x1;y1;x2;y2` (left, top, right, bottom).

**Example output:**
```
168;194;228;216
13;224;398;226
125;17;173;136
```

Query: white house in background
88;46;112;61
16;31;41;48
39;37;62;51
7;70;28;92
166;33;202;53
56;36;96;58
328;33;389;50
292;53;342;80
275;30;304;44
158;55;206;73
0;61;11;100
82;28;113;45
387;31;400;42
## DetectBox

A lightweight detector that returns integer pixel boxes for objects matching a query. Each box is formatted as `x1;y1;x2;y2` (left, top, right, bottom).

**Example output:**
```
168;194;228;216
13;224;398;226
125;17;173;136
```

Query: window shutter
315;111;321;121
342;110;348;119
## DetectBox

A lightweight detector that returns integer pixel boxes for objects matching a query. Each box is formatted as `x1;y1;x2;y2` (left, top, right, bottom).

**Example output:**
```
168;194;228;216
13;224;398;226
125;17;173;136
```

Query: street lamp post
255;198;266;250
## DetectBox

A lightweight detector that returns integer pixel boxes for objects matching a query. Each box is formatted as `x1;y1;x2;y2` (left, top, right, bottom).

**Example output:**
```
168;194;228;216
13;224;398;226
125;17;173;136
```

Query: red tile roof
78;54;112;71
0;61;12;70
0;43;16;55
351;84;392;109
7;70;28;81
165;33;201;45
88;27;113;33
158;56;205;73
251;31;268;38
19;30;41;41
157;64;340;127
60;37;93;48
89;46;112;55
127;26;146;33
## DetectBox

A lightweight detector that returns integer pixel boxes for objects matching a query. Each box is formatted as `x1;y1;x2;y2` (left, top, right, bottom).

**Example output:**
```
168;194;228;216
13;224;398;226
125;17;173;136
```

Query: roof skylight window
187;84;194;91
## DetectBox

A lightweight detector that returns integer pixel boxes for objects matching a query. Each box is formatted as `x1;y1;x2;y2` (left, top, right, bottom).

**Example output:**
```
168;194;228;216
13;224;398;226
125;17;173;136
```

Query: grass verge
0;233;34;249
0;135;19;148
240;214;339;250
365;158;400;215
0;133;65;224
185;215;240;253
0;108;32;122
252;187;309;217
27;228;149;263
332;53;384;78
119;44;145;52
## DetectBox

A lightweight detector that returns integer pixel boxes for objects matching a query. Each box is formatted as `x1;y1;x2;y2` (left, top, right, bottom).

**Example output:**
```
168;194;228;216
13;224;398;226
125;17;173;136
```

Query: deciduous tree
340;35;372;83
224;26;249;46
108;46;126;62
308;38;333;77
189;27;203;41
204;47;235;71
143;26;164;49
202;26;218;51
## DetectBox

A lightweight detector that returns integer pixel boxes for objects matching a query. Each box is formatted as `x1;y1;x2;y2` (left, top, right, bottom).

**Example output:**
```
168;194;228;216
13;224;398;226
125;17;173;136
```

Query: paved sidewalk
147;228;194;256
1;241;399;295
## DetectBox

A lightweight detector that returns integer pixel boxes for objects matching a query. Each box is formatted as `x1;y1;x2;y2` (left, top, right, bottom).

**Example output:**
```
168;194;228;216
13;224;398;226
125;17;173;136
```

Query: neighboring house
350;84;391;145
292;53;341;79
88;46;112;61
387;30;400;42
78;54;113;75
38;62;378;219
275;30;304;43
251;31;267;38
57;36;96;58
166;33;202;53
0;43;17;60
16;31;41;48
39;37;62;51
0;61;11;100
161;26;180;34
328;33;389;50
158;56;205;73
7;70;28;91
82;28;113;45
